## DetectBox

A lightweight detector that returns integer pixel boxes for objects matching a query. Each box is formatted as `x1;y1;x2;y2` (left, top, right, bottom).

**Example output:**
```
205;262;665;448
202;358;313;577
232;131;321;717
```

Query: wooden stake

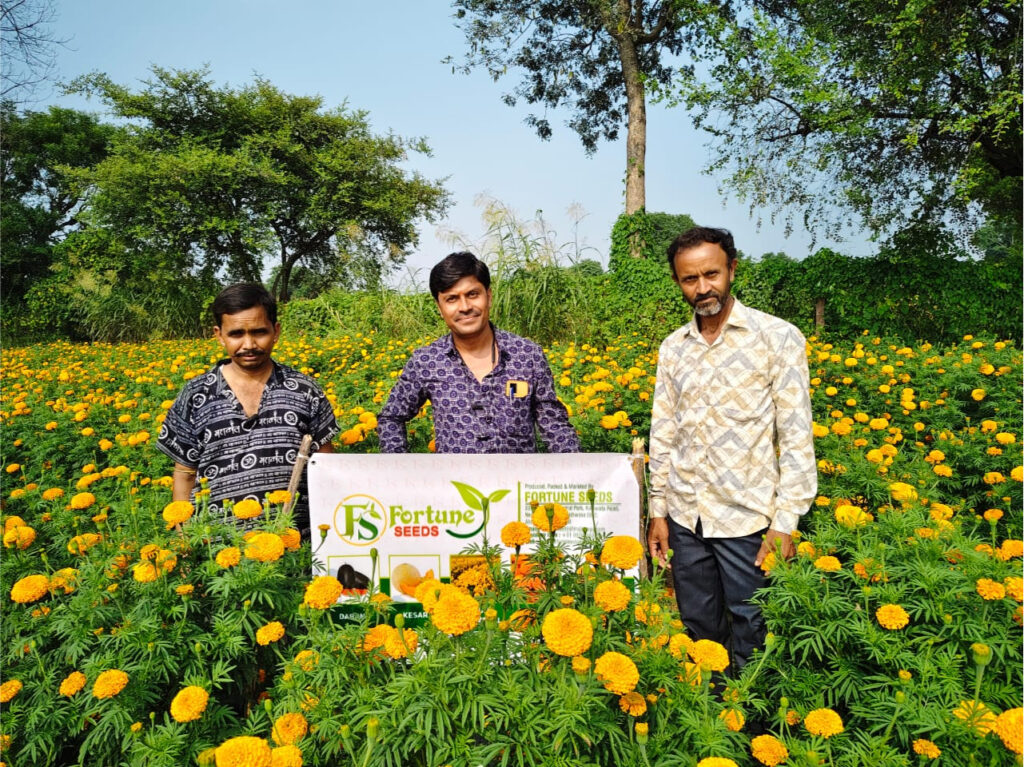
283;434;314;517
630;436;648;580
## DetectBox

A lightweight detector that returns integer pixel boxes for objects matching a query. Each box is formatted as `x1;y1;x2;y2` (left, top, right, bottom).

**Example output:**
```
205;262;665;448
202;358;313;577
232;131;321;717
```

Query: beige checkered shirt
649;299;817;537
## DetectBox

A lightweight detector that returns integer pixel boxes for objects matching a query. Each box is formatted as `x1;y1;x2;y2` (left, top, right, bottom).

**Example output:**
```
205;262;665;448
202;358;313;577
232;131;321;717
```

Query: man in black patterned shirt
157;284;338;536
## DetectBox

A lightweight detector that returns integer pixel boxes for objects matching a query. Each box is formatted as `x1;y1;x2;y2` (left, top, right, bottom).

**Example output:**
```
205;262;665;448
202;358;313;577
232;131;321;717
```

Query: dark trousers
667;516;767;672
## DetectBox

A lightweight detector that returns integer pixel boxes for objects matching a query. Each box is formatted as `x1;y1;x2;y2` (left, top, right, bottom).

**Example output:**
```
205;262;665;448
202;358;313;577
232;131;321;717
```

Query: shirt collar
680;297;750;338
442;323;506;361
213;358;284;394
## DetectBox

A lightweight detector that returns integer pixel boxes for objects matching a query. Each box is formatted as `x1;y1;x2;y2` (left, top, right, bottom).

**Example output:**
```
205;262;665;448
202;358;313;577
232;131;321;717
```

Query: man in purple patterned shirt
378;252;580;454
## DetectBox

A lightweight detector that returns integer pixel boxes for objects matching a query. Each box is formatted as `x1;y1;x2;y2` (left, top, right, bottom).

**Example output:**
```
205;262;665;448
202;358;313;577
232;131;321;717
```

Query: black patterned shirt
377;327;580;453
157;359;339;532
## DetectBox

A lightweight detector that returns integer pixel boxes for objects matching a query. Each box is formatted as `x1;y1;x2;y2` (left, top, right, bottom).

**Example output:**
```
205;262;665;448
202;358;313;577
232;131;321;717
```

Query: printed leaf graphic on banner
488;489;511;504
446;481;510;539
451;480;484;511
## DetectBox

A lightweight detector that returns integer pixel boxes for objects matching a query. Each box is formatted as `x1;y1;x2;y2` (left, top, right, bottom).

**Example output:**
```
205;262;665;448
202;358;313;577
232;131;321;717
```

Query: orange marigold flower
993;708;1023;755
500;521;531;548
813;555;841;572
875;603;910;630
593;651;639;694
266;490;291;506
59;670;87;697
689;639;730;672
244;533;285;563
232;498;264;520
1004;577;1023;602
292;649;319;672
719;708;745;731
912;739;941;759
270;744;303;767
42;487;64;501
696;759;738;767
132;562;158;583
619;691;647;716
804;708;844;738
303;576;344;609
0;679;22;703
571;655;591;675
430;590;480;636
384;627;418;659
272;712;308;746
541;608;594;656
751;734;789;766
976;578;1006;601
999;539;1023;559
600;536;644;570
531;503;569;532
10;574;49;603
593;579;631;612
69;492;96;510
170;686;209;723
215;735;272;767
3;525;35;550
256;621;286;646
92;669;129;699
279;528;301;551
162;500;194;529
216;547;241;568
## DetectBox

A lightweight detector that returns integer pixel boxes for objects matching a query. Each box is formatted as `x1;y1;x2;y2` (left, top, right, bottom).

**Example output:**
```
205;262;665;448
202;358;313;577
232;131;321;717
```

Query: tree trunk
815;297;825;329
617;30;647;256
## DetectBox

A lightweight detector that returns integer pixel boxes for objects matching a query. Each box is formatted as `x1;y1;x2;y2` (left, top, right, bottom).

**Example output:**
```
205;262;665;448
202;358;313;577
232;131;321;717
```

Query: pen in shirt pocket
505;379;529;398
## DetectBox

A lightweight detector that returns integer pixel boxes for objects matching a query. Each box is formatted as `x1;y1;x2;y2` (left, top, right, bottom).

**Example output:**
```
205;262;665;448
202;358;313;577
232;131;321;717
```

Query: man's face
214;305;281;372
672;242;736;318
436;276;492;338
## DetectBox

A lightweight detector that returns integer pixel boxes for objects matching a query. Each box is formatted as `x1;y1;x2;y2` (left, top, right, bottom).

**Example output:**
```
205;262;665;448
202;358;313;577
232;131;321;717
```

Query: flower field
1;331;1021;766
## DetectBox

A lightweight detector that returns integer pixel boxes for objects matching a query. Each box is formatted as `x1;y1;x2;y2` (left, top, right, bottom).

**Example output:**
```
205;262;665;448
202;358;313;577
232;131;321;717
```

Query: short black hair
429;252;490;300
666;227;737;278
211;283;278;326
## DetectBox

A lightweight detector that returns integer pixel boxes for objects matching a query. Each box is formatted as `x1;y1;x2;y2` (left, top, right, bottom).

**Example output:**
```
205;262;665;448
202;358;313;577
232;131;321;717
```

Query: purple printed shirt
377;327;580;453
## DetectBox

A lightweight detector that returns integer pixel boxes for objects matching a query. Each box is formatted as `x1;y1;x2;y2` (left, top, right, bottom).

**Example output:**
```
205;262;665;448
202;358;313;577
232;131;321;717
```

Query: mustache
695;290;721;302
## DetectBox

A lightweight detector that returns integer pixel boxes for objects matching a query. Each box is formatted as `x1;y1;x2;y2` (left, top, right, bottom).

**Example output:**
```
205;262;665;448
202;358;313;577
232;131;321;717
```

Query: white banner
308;453;641;603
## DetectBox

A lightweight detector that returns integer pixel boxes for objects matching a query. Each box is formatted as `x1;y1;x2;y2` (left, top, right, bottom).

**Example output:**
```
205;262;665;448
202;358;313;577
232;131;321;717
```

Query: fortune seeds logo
447;482;510;539
334;494;388;546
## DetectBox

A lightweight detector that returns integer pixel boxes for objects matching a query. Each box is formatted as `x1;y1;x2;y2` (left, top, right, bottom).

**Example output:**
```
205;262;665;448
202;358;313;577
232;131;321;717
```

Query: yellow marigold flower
953;699;996;734
812;423;829;438
3;525;35;550
531;503;569;532
875;604;910;630
924;449;945;464
5;463;20;474
59;670;87;697
619;691;647;716
42;487;64;501
303;576;344;609
930;503;953;521
865;448;884;464
591;579;629;612
1004;577;1023;602
215;735;272;767
292;649;318;672
279;528;301;551
594;651;639;694
696;759;738;767
1012;466;1023;482
245;533;285;563
993;707;1023;754
256;621;286;646
689;639;730;672
272;712;308;746
1001;539;1024;559
888;482;918;503
0;680;22;703
384;627;418;659
3;515;27;534
868;417;888;430
92;669;129;699
170;686;209;723
797;541;817;558
216;547;241;568
831;421;851;436
69;492;96;510
10;574;49;603
719;708;745;731
361;624;392;653
975;578;1005;600
971;388;985;401
995;432;1016;445
751;734;789;766
500;521;531;548
981;419;998;432
175;584;194;596
67;532;102;555
266;490;291;505
571;655;591;675
541;608;594;656
600;535;644;570
270;744;303;767
162;500;194;529
668;632;693;660
983;508;1003;522
834;504;873;528
430;590;480;636
932;464;953;477
804;707;844;738
912;739;941;759
813;555;841;572
983;471;1005;484
232;498;264;520
133;562;158;583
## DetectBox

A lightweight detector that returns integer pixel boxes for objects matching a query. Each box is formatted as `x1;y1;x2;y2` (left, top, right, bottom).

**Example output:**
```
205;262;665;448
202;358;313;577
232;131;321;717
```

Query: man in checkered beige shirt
646;226;817;671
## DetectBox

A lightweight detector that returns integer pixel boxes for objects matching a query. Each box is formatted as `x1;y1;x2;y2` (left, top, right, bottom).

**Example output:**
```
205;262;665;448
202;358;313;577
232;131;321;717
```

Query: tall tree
675;0;1021;244
0;0;67;101
448;0;710;224
66;67;450;306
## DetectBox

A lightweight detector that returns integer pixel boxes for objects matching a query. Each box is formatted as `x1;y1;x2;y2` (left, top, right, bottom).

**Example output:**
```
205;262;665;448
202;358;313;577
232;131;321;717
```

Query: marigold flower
3;525;35;550
619;691;647;716
689;639;730;672
384;627;418;659
797;541;817;558
1004;577;1023;602
175;584;194;596
531;503;569;532
542;608;594;656
245;532;285;563
593;579;631;612
292;650;319;672
834;505;873;528
3;515;27;534
1012;466;1023;482
976;578;1006;600
362;624;393;653
500;521;531;548
750;734;789;766
256;621;286;646
993;708;1023;754
170;686;209;723
0;679;22;703
92;669;129;699
696;759;738;767
971;388;985;401
668;632;693;660
69;492;96;510
162;500;194;529
600;535;644;570
594;651;639;694
10;574;49;603
57;670;87;697
431;590;480;636
804;707;844;738
719;708;745;731
42;487;64;501
216;546;241;568
984;472;1005;485
813;555;841;572
953;699;996;734
912;739;940;759
270;744;303;767
232;498;264;520
875;603;910;630
983;508;1003;522
999;539;1023;559
303;576;344;609
266;490;291;505
888;482;918;503
5;463;20;474
215;735;272;767
279;528;301;551
272;712;308;746
133;561;158;583
571;655;591;675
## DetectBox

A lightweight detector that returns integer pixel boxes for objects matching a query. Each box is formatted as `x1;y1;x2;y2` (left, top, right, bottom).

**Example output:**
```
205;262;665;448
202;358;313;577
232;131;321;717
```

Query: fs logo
333;494;387;545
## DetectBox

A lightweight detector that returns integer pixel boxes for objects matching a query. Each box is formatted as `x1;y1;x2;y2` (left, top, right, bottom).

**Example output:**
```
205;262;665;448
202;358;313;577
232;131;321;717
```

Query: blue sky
39;1;872;283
